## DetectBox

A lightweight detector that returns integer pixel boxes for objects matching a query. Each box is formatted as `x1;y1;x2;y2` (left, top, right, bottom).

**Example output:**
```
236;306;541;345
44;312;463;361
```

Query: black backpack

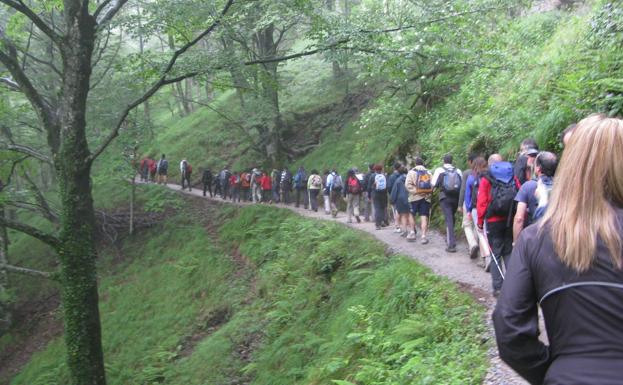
485;177;517;219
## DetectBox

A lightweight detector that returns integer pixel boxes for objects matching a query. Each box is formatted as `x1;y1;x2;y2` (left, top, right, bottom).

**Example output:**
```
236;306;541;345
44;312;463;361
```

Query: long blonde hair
542;114;623;272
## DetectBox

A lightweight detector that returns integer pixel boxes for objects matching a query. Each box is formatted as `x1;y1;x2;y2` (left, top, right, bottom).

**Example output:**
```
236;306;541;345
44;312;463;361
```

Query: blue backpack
486;162;517;218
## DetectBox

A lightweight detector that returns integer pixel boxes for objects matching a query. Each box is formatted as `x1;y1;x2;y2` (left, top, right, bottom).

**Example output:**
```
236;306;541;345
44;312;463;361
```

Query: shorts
410;199;431;217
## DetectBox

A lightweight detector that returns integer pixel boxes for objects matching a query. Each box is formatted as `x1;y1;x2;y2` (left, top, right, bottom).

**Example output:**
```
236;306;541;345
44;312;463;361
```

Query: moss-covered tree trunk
56;3;106;384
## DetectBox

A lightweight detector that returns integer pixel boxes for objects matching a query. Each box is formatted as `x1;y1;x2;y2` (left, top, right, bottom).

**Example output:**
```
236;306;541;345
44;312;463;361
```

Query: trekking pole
482;225;505;281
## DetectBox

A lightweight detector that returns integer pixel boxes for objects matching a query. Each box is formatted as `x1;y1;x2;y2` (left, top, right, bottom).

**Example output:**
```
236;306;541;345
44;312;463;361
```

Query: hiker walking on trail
202;169;213;197
513;138;539;185
322;170;331;214
219;168;231;200
362;164;375;221
139;157;150;182
260;172;272;203
513;151;558;241
371;164;388;230
240;170;251;201
405;157;433;243
326;169;343;217
463;157;491;268
251;168;263;203
148;159;157;183
432;154;462;252
390;166;412;238
307;169;322;212
344;169;362;223
294;166;308;209
271;169;281;203
477;154;520;297
180;159;193;191
387;162;402;232
280;168;293;204
493;114;623;385
459;154;481;260
229;172;241;202
157;154;168;185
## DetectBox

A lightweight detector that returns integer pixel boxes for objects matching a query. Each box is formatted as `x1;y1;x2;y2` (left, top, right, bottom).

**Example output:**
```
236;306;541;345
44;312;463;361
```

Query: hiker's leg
486;221;506;292
373;193;382;227
310;189;319;211
303;188;309;209
462;206;478;253
353;194;360;218
295;189;301;207
440;199;455;247
346;194;353;222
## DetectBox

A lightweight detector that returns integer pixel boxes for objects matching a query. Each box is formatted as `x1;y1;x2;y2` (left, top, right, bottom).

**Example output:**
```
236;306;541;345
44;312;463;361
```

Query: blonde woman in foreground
493;114;623;385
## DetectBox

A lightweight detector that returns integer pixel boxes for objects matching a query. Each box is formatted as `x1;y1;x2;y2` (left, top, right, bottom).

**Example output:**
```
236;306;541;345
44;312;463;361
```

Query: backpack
253;171;262;185
348;177;361;194
441;166;461;195
186;164;192;174
332;174;343;190
470;174;480;210
532;177;553;222
486;162;517;219
159;159;168;171
294;171;306;188
414;169;433;194
311;175;322;189
374;174;386;191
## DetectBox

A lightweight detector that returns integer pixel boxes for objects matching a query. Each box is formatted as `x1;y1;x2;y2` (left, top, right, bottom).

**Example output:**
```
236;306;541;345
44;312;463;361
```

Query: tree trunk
168;35;190;116
220;37;248;109
255;24;283;166
184;78;194;113
57;4;106;384
0;204;9;334
136;3;152;127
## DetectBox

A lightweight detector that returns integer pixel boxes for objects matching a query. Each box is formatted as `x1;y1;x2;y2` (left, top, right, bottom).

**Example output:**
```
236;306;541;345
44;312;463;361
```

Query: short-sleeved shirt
514;179;538;225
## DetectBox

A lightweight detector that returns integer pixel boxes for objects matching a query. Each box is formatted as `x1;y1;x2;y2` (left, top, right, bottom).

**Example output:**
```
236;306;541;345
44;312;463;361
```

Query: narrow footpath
163;183;528;385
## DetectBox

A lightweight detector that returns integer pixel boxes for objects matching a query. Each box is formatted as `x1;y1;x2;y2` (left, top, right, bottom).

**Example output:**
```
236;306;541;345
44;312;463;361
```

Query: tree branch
88;0;235;163
21;168;60;224
0;77;20;91
3;143;53;164
96;0;130;27
0;29;58;141
0;0;62;45
2;263;54;279
0;216;59;248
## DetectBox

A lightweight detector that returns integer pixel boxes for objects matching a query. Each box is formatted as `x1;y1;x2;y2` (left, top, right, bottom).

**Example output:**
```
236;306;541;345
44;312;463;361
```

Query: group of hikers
139;139;558;299
137;113;623;385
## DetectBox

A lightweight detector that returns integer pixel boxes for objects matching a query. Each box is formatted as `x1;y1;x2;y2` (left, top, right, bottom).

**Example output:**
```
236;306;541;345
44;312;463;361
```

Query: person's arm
492;230;551;384
405;171;417;195
476;177;490;228
464;175;473;212
458;170;469;211
431;167;442;188
513;202;528;242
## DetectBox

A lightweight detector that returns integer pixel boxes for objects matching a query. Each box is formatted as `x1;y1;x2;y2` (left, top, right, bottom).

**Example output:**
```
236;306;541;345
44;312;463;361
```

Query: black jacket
493;210;623;385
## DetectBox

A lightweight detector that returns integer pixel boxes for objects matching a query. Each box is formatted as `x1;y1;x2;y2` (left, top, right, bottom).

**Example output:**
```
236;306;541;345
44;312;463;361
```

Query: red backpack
348;177;361;194
186;164;192;175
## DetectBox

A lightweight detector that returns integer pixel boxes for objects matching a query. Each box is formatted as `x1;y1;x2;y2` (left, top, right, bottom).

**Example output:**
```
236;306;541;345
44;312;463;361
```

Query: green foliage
11;204;486;385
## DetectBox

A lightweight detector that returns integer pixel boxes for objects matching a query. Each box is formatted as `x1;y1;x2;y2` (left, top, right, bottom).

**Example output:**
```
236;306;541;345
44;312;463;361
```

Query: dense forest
1;0;621;384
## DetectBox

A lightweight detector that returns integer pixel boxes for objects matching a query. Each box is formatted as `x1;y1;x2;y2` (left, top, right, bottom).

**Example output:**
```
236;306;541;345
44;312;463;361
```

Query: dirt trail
163;182;527;385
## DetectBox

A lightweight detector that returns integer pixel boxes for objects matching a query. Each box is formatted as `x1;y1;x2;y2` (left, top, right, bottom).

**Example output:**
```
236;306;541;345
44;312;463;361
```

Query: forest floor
164;182;530;385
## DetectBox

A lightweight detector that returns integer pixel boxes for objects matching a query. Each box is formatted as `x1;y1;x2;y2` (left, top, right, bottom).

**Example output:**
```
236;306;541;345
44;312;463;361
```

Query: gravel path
163;183;528;385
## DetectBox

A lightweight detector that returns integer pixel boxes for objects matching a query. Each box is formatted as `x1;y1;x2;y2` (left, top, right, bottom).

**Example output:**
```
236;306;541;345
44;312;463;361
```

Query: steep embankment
8;185;488;385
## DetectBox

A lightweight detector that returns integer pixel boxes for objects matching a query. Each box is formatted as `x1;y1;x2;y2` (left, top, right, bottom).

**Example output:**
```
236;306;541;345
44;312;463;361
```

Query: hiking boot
446;246;457;253
401;230;408;238
394;227;402;233
355;216;361;223
477;257;486;268
406;231;417;242
421;237;429;245
469;245;479;260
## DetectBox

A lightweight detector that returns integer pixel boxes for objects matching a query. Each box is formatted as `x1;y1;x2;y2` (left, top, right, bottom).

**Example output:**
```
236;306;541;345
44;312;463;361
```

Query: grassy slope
11;198;487;385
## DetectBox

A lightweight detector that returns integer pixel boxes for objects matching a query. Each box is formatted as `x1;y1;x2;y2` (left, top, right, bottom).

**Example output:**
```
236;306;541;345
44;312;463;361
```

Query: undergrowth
10;202;487;385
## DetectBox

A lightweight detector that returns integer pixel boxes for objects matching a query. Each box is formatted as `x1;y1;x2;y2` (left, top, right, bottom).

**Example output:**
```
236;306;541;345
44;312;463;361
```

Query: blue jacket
390;174;408;205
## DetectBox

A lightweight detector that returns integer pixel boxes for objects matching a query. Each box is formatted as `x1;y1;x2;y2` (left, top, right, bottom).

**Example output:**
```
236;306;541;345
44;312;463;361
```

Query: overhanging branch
2;263;54;279
0;216;60;249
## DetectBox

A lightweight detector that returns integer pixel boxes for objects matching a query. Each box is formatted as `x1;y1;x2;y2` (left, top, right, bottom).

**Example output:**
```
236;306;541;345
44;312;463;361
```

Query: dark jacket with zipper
492;209;623;385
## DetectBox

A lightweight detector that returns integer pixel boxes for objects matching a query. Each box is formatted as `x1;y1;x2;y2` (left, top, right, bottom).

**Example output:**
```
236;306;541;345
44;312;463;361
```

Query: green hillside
10;190;486;385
